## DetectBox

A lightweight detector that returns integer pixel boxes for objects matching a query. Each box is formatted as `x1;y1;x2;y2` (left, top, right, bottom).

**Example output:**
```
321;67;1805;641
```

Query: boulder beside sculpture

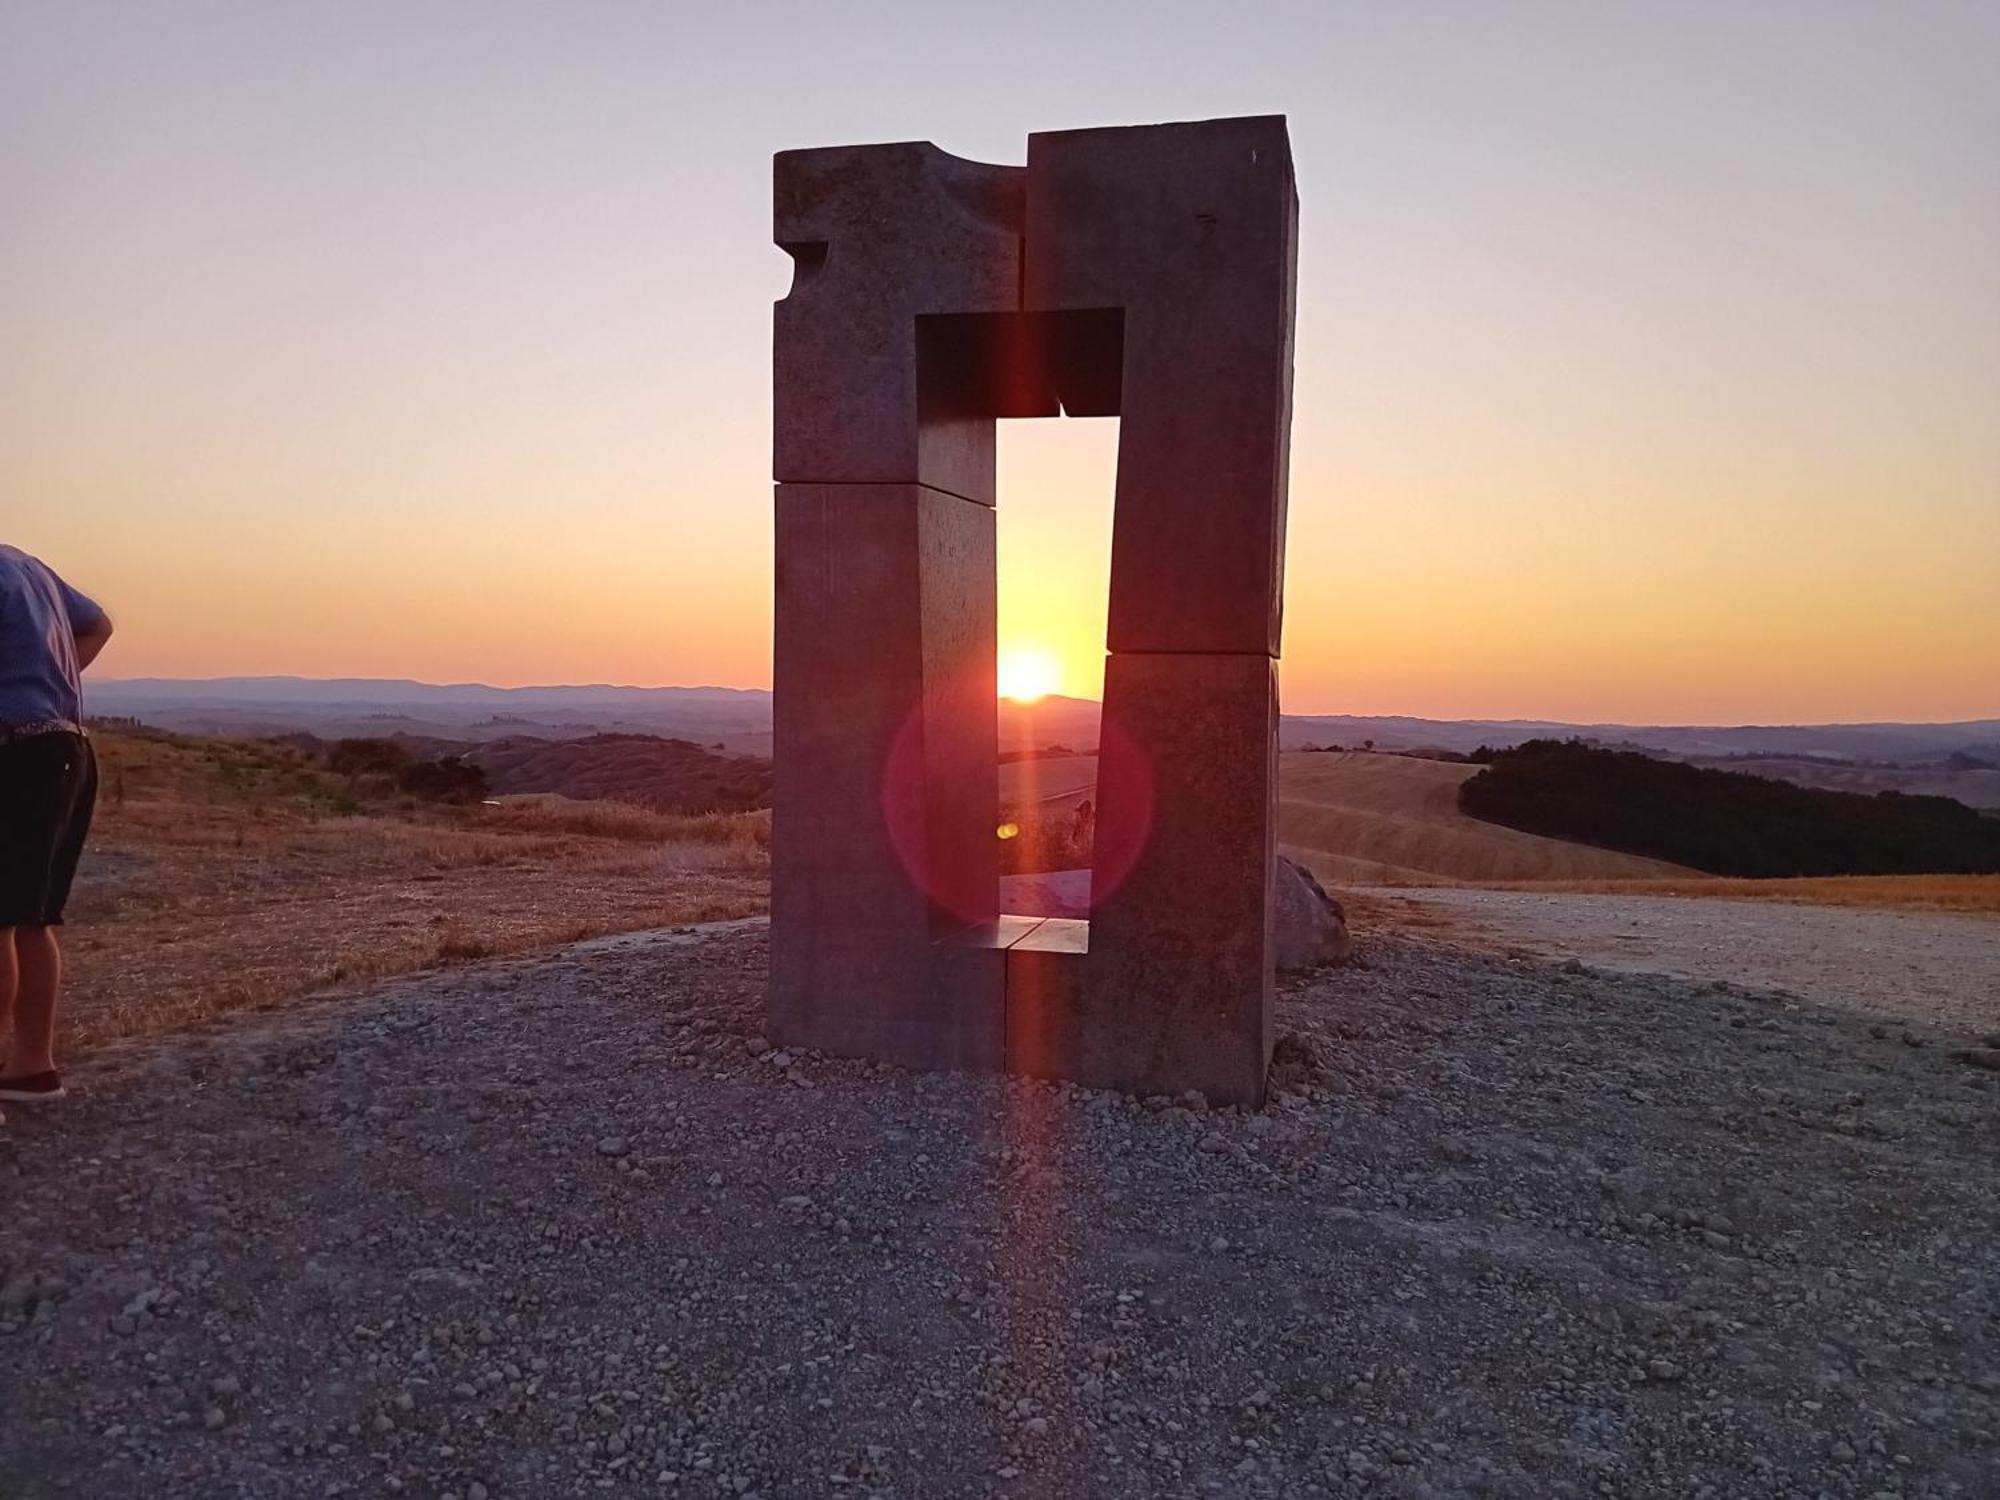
771;116;1299;1105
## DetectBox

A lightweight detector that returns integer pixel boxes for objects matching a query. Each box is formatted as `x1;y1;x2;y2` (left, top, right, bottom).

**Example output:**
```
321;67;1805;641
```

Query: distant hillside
1461;740;2000;878
1279;713;2000;764
89;677;2000;773
467;734;772;815
85;677;776;753
1676;753;2000;811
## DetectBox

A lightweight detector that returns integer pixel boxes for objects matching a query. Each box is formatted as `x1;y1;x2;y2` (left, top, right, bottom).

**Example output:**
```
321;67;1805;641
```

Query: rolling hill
1001;749;1699;885
1277;752;1699;886
466;734;773;814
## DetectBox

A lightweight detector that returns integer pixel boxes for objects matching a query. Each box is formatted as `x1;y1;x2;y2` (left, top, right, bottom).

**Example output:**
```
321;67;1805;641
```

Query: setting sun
997;646;1062;703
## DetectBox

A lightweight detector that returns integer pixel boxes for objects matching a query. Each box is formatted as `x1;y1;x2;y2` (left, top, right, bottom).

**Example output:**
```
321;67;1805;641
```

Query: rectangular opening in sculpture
996;413;1116;911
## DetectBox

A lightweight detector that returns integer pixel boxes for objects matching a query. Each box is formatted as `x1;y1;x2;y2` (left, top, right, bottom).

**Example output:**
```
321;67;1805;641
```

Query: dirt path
1364;888;2000;1037
2;918;1996;1498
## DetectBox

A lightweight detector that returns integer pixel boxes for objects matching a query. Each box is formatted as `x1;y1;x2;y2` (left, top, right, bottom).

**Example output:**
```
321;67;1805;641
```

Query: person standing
0;545;113;1114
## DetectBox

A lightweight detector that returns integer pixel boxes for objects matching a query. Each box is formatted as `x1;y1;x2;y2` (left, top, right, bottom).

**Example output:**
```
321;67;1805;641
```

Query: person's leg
0;927;17;1065
3;735;93;1090
7;925;59;1077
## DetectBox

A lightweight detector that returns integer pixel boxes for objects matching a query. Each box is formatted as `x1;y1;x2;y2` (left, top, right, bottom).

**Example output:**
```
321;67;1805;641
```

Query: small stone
203;1407;226;1431
597;1137;629;1158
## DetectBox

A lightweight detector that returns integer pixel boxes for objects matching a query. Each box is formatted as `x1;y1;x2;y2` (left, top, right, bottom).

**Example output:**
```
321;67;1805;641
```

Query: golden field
1277;750;1697;886
59;730;768;1050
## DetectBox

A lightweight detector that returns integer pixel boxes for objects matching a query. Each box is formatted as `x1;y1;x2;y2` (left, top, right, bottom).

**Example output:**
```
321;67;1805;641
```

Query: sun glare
998;646;1062;703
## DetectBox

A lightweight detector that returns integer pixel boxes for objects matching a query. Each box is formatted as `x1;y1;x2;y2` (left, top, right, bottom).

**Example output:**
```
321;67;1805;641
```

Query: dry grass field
57;729;769;1050
997;754;1100;812
997;750;2000;911
1484;872;2000;913
999;750;1697;886
1277;750;1697;886
53;733;1996;1060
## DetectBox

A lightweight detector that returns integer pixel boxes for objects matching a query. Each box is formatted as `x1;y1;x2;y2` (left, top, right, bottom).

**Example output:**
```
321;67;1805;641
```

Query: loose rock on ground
1;918;1995;1498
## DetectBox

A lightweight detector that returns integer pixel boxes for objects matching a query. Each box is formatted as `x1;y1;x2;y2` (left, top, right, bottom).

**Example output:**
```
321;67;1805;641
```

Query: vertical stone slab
1084;654;1278;1105
770;483;1000;1070
775;143;1025;501
1002;919;1090;1083
1025;117;1297;655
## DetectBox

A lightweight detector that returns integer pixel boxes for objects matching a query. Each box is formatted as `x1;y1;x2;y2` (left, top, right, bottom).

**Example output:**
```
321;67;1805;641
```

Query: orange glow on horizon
998;646;1063;704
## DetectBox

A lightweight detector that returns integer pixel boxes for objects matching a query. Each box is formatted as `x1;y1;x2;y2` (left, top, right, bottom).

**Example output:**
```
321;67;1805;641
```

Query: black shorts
0;731;98;927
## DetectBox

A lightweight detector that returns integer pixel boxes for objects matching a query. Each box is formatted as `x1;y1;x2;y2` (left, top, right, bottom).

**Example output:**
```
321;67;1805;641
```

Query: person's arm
57;578;114;670
74;611;114;670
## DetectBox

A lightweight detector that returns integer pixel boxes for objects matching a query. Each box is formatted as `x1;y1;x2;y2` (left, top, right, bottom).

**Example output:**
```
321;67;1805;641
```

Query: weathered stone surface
1027;117;1297;655
1084;652;1278;1106
774;143;1024;500
769;483;998;1065
1002;918;1089;1083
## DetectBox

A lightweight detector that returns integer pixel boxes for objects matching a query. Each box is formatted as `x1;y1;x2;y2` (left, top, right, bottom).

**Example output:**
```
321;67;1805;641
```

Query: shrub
327;738;413;777
1460;739;2000;877
397;756;490;805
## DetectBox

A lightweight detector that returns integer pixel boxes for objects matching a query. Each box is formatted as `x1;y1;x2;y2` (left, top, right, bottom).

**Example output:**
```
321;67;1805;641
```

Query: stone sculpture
771;116;1297;1105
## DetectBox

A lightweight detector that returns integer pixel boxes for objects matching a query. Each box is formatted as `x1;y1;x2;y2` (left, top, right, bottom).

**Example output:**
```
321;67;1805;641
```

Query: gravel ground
1363;890;2000;1036
2;916;1997;1499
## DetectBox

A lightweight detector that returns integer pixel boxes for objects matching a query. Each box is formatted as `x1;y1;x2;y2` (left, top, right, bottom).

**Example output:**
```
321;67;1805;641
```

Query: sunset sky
4;2;1995;723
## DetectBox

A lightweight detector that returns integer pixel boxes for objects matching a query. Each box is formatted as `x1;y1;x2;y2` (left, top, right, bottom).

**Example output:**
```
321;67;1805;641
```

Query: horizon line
84;675;2000;732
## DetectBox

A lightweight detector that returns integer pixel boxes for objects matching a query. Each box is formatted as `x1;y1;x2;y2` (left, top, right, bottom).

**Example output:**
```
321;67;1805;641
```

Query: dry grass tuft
59;730;770;1051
